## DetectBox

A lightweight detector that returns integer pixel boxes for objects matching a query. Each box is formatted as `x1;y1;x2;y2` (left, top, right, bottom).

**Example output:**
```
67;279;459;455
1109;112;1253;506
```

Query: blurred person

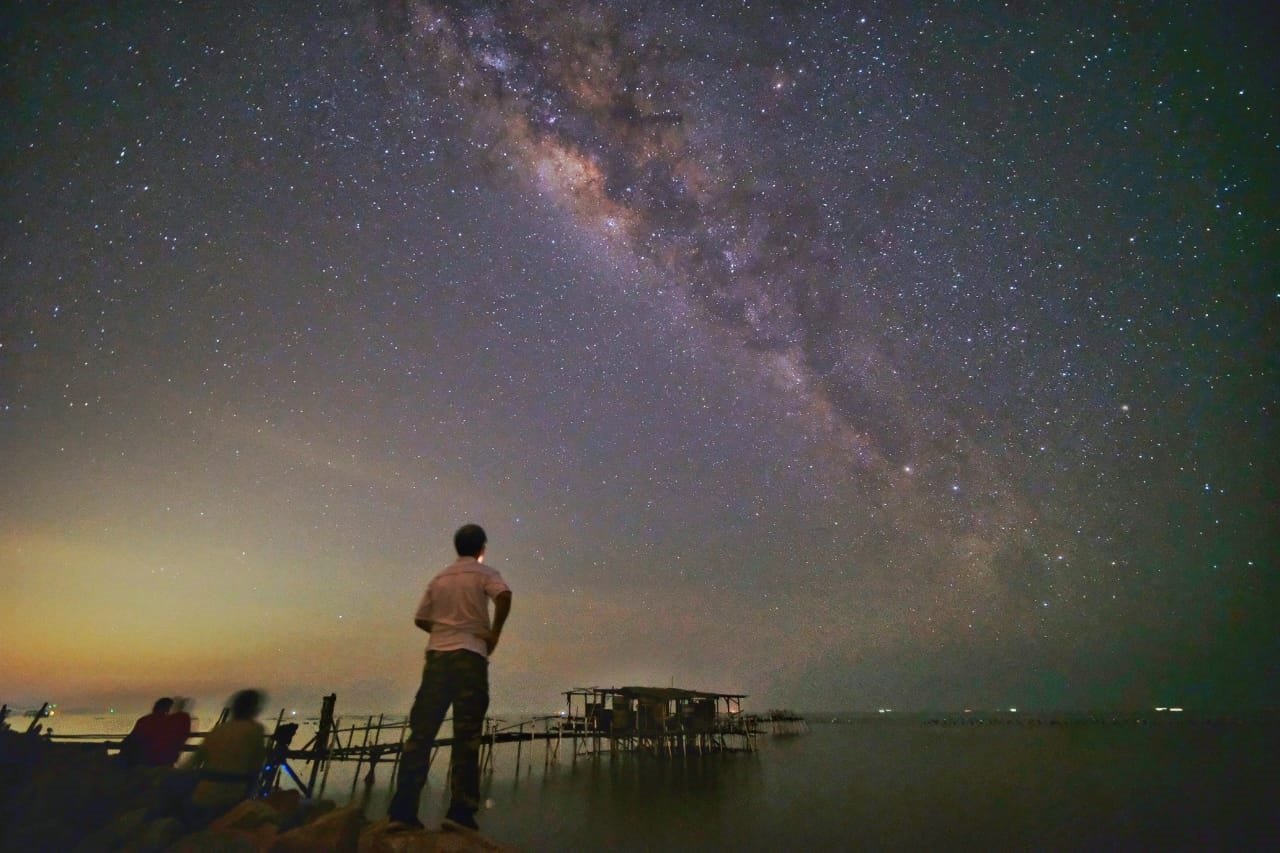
161;696;193;763
181;689;267;825
388;523;512;832
120;697;188;767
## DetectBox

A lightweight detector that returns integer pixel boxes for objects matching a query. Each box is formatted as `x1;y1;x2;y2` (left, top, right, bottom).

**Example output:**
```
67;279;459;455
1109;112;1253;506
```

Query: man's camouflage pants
388;649;489;824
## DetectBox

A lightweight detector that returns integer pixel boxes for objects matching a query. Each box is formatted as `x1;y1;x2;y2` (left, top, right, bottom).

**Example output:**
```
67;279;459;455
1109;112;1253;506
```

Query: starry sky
2;0;1276;717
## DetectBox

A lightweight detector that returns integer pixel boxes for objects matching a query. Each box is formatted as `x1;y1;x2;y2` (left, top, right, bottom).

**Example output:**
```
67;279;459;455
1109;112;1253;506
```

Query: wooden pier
32;685;758;806
756;709;810;736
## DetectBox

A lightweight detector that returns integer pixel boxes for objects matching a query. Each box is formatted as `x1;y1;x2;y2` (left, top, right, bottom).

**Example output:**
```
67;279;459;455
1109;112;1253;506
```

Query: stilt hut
562;686;754;756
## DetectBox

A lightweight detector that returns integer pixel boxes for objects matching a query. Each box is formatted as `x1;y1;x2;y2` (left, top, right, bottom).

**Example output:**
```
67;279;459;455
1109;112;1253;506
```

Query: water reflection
480;748;766;851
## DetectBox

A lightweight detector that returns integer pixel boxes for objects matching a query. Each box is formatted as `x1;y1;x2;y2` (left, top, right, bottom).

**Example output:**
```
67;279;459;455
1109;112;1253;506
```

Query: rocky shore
0;731;512;852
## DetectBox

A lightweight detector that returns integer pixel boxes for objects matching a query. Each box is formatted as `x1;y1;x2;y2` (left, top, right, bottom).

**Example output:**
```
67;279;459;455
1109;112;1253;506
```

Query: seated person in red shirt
159;697;193;764
121;697;190;767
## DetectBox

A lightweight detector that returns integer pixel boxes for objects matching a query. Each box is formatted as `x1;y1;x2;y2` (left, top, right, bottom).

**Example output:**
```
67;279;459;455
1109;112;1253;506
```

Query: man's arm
482;591;512;654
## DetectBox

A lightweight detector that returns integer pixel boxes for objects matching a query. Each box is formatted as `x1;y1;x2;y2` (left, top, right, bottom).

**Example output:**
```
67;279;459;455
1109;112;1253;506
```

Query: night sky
2;1;1276;717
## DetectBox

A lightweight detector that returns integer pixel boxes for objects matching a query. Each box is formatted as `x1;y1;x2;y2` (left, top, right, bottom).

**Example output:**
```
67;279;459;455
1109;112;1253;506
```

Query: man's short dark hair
231;689;263;720
454;524;487;557
152;697;174;714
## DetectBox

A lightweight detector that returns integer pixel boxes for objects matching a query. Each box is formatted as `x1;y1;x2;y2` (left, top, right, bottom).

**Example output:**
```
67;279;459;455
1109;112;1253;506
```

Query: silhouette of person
161;697;193;764
121;697;189;767
181;689;267;825
388;523;512;832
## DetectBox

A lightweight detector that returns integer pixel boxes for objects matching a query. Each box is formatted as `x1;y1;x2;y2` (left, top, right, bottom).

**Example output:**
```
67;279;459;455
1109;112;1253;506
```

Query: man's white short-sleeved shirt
415;557;510;659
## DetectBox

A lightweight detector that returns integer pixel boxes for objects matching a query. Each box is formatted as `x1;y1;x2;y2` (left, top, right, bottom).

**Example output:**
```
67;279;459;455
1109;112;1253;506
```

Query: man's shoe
387;818;426;832
442;809;480;832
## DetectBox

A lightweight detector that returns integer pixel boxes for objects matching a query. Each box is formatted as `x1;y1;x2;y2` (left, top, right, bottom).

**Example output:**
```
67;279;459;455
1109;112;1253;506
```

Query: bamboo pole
485;717;497;775
514;721;524;778
388;717;407;788
307;694;337;796
348;715;374;802
319;718;340;798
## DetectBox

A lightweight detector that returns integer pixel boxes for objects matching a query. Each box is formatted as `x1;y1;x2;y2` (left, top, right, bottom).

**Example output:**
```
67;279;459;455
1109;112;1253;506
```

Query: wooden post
349;715;374;802
486;716;498;774
25;703;49;734
514;721;524;778
548;715;559;768
361;743;385;808
388;718;407;788
307;694;337;796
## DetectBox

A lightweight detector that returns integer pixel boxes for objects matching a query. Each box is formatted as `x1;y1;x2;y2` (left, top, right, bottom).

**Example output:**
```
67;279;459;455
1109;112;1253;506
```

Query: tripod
257;721;311;797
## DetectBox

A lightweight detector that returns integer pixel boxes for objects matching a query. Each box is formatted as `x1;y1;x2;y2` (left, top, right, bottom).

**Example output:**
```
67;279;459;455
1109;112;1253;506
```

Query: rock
357;818;516;853
433;825;516;853
169;825;270;853
210;797;286;832
133;816;187;852
0;734;158;849
358;819;439;853
291;796;338;829
261;787;304;826
73;805;149;851
270;804;367;852
0;734;517;852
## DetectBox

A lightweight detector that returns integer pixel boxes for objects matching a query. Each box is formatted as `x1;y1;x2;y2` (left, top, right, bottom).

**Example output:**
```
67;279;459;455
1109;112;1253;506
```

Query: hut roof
565;686;747;701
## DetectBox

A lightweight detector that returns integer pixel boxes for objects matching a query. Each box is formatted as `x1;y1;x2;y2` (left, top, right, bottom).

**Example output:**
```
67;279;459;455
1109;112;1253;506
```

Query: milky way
383;2;922;469
367;0;1276;699
1;0;1274;713
372;1;1102;628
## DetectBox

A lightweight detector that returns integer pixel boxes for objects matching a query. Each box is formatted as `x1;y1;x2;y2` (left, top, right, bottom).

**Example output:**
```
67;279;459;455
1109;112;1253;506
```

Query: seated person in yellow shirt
181;688;267;824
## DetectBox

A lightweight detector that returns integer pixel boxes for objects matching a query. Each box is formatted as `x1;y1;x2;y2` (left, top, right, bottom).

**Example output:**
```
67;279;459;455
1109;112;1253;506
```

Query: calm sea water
39;713;1279;851
466;719;1278;851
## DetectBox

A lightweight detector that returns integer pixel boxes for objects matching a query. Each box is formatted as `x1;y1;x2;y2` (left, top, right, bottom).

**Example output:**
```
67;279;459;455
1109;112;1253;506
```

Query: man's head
230;689;263;721
152;697;174;714
454;523;487;558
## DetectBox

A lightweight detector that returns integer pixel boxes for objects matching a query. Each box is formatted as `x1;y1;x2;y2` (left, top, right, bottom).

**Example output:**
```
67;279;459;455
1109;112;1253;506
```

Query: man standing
388;523;512;832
